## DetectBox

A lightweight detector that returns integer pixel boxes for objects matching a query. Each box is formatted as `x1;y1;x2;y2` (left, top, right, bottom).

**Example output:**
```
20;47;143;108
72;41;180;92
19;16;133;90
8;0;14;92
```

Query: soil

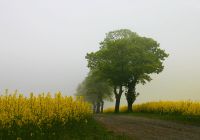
95;114;200;140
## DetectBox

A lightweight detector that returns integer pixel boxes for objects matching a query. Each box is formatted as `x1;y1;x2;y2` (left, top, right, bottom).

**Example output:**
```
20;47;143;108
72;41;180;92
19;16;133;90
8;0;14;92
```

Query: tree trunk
100;101;104;113
127;98;133;112
126;80;137;113
96;102;100;113
93;102;96;114
114;85;123;113
126;90;135;112
115;95;121;113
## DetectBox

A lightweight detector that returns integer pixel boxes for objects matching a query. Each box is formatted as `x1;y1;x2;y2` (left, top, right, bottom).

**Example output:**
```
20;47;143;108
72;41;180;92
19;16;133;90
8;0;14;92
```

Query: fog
0;0;200;106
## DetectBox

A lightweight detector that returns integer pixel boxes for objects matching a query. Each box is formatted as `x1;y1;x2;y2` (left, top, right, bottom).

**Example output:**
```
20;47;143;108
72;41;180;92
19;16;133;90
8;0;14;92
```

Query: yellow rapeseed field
0;90;92;138
104;101;200;116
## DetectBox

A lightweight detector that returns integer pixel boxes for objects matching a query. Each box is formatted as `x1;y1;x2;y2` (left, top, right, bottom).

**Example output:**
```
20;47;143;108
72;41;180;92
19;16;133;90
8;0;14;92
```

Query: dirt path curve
95;114;200;140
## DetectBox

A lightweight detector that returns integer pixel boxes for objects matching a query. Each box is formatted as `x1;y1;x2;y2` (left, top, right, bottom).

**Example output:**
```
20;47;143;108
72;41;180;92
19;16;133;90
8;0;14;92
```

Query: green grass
105;112;200;126
0;118;128;140
59;118;129;140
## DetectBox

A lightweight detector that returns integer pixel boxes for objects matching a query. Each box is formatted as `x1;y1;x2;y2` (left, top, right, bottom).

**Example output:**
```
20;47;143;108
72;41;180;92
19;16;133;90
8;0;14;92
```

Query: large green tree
76;71;112;113
86;29;136;113
124;35;169;112
86;29;168;113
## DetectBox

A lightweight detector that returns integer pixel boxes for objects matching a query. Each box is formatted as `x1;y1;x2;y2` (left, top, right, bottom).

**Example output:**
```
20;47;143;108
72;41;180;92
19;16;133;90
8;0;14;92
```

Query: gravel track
95;114;200;140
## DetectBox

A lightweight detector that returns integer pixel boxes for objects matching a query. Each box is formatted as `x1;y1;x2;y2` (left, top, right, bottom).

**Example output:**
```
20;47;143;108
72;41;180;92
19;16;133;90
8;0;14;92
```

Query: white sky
0;0;200;106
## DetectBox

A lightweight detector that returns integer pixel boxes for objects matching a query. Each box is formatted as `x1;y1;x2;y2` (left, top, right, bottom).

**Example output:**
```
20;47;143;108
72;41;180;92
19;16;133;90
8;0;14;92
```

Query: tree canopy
76;71;113;113
86;29;169;112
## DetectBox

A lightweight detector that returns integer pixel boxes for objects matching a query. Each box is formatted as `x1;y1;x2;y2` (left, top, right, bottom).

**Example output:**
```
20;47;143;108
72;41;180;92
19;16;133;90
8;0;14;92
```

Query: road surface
95;114;200;140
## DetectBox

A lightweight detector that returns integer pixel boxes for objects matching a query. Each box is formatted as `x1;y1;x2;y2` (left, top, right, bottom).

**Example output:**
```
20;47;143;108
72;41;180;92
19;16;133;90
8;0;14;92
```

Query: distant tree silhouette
76;71;112;113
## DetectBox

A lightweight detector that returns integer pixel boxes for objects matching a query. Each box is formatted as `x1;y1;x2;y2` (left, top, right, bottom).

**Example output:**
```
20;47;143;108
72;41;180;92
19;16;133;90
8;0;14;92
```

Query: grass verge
60;118;129;140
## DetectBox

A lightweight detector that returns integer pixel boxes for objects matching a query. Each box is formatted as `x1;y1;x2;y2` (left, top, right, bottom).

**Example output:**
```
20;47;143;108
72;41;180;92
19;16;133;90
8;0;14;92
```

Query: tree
76;71;112;113
86;29;168;113
123;35;169;112
86;29;137;113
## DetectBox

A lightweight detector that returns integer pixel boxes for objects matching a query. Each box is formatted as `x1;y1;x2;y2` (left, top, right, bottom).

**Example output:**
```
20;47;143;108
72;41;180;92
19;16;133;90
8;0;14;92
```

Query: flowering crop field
105;101;200;116
133;101;200;116
0;91;92;140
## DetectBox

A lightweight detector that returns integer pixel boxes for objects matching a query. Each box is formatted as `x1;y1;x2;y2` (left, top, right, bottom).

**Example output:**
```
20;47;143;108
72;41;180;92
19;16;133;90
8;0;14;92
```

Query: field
0;92;92;139
1;92;200;140
104;101;200;123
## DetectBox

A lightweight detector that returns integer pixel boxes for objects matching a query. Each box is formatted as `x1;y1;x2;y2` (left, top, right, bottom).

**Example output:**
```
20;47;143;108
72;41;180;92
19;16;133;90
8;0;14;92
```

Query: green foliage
86;29;168;86
76;71;113;103
86;29;169;113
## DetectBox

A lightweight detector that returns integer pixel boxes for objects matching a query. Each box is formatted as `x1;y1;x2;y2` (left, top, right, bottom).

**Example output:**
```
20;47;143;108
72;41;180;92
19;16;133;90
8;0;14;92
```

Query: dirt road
95;114;200;140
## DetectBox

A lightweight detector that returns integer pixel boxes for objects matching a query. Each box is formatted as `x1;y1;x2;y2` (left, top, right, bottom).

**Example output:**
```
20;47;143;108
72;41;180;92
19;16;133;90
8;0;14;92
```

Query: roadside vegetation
76;71;113;114
104;101;200;125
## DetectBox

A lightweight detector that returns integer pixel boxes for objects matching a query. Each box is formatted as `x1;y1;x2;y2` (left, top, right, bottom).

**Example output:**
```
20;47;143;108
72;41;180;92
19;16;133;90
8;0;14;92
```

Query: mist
0;0;200;106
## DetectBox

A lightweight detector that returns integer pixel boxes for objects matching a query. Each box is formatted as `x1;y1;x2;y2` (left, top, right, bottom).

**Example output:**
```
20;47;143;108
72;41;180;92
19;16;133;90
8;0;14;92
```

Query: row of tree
76;29;168;113
76;71;113;113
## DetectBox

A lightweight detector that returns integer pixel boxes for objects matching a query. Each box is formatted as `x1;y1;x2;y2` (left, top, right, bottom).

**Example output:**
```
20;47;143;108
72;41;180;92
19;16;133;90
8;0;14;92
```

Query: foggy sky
0;0;200;106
